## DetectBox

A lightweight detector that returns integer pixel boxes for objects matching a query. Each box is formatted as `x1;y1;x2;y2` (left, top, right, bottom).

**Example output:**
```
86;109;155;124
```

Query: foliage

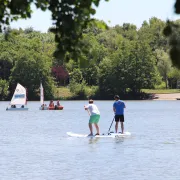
54;87;73;100
1;16;180;100
84;86;99;99
142;89;180;94
0;79;9;100
157;50;171;88
0;1;180;69
163;20;180;69
52;66;69;86
1;29;56;100
69;79;87;99
98;38;160;97
9;50;55;99
0;0;109;61
69;68;83;83
168;67;180;88
154;82;166;89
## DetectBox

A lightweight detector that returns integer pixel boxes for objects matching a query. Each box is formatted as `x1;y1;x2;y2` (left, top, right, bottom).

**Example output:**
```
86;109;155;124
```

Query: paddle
106;117;115;135
87;108;90;116
84;105;90;116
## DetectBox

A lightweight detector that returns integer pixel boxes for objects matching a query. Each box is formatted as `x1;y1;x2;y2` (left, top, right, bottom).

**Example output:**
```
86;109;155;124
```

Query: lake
0;100;180;180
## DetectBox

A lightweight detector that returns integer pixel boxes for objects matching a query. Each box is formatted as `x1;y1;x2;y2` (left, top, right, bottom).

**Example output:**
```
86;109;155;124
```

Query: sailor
49;100;55;109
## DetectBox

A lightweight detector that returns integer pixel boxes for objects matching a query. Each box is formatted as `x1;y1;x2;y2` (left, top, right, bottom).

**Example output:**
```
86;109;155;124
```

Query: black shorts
115;115;124;122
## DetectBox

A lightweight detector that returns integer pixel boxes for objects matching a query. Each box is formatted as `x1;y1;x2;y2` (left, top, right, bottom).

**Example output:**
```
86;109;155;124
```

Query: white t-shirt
86;104;100;116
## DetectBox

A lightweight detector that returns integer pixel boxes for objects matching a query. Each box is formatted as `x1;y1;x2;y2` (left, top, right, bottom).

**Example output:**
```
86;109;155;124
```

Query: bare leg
115;121;118;133
94;124;100;134
89;123;93;135
120;122;124;134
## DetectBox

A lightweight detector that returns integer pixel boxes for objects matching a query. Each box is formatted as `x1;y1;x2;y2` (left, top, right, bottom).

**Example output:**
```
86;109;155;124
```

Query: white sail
10;83;27;105
40;83;44;105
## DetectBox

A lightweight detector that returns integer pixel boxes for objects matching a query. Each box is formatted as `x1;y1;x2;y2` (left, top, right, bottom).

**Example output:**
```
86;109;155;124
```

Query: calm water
0;100;180;180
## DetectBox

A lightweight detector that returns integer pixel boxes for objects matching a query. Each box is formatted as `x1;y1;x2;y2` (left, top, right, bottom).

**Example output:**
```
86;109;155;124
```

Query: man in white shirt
84;99;100;136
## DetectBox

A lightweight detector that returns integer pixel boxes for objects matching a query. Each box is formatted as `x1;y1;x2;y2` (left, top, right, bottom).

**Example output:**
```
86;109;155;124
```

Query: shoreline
153;93;180;100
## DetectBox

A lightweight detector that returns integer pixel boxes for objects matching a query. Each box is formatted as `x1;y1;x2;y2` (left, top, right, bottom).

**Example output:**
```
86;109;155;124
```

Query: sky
10;0;180;33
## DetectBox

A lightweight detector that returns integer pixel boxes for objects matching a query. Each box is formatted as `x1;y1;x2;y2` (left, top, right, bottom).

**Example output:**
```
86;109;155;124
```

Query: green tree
98;39;159;98
10;49;55;99
0;79;9;100
0;0;109;60
168;67;180;88
156;50;171;88
139;17;167;52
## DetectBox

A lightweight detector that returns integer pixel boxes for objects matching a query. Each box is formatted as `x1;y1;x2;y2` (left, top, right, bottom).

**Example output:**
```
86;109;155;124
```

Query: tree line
1;0;180;69
0;18;180;100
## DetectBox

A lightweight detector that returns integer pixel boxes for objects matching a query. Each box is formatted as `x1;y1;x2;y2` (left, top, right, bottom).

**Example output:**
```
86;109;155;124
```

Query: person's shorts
115;115;124;122
89;114;100;124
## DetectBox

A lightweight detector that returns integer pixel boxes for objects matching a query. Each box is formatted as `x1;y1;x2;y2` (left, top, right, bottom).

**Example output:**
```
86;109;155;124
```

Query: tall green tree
0;79;9;100
156;50;171;88
0;0;109;60
10;49;54;99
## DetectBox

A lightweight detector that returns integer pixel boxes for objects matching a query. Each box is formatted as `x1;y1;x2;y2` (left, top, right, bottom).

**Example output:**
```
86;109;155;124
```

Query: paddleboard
67;131;131;138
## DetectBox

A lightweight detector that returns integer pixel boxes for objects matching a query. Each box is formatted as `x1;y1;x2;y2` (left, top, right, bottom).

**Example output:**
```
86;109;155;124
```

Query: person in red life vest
49;100;55;109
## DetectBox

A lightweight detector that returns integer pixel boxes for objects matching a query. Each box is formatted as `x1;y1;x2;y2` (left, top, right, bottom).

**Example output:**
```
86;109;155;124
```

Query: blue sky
11;0;180;32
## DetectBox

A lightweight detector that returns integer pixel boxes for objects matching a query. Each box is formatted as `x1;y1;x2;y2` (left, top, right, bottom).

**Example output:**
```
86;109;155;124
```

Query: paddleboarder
84;99;100;136
113;95;126;134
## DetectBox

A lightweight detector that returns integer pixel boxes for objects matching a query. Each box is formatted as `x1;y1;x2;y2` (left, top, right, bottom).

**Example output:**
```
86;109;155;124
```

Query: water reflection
114;136;125;144
89;137;100;144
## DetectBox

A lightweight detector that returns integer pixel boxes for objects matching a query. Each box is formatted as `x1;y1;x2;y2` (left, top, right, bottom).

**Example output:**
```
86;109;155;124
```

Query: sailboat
39;83;63;110
39;83;48;110
6;83;28;111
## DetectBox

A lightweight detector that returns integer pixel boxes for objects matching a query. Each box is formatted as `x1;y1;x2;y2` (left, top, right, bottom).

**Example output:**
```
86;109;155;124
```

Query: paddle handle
87;109;90;116
84;106;90;116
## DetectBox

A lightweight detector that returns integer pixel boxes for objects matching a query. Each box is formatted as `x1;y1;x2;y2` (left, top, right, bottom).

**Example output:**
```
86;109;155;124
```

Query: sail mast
40;83;44;105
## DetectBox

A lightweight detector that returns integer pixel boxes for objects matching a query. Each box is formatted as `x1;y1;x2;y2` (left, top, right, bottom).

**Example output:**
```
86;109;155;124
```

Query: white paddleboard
67;131;131;138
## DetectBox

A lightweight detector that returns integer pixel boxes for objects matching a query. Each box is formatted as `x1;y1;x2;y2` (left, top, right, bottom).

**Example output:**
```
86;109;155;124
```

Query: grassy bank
53;87;180;100
54;87;73;100
142;89;180;94
54;85;98;100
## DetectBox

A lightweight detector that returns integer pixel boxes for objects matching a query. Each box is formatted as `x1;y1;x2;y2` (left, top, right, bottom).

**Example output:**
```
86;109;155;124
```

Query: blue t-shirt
113;100;125;115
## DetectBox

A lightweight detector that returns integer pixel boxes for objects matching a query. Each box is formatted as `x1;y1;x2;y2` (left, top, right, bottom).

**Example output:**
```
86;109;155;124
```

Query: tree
0;0;109;60
138;17;167;52
52;66;69;86
98;39;159;98
3;29;56;99
168;67;180;88
10;50;55;99
156;50;171;88
0;79;9;100
163;0;180;69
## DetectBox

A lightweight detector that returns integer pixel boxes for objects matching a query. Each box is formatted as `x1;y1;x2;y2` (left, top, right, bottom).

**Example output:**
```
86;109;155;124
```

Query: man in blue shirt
113;95;126;134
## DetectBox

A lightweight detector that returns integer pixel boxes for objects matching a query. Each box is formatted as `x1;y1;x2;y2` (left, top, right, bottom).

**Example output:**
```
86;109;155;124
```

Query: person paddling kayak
84;99;100;136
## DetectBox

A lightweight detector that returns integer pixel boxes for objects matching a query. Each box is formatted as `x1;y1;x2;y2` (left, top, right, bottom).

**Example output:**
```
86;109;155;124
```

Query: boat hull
49;106;63;110
39;106;49;110
6;107;28;111
39;106;64;110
